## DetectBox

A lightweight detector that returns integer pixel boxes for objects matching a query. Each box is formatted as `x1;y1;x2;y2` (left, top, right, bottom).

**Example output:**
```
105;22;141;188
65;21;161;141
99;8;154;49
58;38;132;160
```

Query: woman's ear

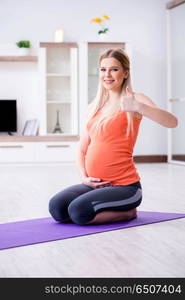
124;70;129;79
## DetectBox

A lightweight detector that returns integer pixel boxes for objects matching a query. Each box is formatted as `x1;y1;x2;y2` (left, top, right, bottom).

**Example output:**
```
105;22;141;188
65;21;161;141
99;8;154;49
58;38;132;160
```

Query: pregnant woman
49;48;177;225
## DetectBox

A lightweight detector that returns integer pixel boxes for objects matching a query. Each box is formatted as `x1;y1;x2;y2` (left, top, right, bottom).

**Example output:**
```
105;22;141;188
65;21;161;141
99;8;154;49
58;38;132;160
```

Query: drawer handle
46;145;70;148
169;98;185;102
0;145;23;149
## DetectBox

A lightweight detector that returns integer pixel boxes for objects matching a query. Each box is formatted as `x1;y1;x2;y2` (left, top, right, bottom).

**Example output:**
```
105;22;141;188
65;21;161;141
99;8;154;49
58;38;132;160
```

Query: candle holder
54;29;64;42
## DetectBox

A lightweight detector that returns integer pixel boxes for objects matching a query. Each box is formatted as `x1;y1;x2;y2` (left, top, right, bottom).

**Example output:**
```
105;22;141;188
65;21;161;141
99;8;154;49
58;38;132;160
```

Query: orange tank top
85;111;142;186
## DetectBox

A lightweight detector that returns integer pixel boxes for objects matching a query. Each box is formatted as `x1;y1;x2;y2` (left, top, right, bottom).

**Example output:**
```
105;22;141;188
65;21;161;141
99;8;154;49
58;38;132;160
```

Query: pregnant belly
85;143;130;181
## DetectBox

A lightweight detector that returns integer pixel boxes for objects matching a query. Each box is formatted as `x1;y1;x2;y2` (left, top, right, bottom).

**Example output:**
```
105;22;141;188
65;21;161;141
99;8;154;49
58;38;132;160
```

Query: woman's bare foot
125;208;137;219
87;208;137;225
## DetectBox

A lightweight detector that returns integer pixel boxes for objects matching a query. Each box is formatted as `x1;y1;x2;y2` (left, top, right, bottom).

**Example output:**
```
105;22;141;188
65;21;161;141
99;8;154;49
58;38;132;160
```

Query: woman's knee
49;193;69;222
49;184;93;222
68;199;95;225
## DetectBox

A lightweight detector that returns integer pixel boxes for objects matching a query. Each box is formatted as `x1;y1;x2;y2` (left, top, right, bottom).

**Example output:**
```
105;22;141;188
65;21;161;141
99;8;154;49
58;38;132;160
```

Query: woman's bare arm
121;87;178;128
76;127;90;179
135;93;178;128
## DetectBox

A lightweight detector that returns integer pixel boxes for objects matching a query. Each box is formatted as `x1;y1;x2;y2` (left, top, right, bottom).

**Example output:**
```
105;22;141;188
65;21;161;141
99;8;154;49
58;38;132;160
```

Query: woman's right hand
82;177;112;189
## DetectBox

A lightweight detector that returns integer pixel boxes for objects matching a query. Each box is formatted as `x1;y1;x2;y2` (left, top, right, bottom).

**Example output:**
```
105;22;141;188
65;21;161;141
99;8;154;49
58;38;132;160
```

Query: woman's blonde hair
86;48;133;135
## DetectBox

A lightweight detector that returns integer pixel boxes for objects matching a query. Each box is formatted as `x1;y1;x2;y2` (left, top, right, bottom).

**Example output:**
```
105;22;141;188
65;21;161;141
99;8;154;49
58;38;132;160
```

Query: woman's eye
100;68;119;72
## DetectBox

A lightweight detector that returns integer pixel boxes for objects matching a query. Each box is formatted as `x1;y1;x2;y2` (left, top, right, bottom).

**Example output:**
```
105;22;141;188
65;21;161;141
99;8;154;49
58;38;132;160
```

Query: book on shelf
22;119;39;136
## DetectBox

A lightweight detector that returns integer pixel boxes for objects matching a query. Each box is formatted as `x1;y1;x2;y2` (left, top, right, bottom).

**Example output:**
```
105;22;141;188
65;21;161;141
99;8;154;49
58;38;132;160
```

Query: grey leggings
49;181;142;225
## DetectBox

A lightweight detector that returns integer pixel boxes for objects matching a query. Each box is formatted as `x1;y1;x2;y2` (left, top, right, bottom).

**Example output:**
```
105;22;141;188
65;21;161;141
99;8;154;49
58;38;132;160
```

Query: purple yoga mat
0;211;185;250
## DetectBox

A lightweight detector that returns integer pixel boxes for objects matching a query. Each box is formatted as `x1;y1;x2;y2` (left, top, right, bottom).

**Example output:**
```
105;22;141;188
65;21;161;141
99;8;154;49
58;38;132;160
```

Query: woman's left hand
121;87;140;112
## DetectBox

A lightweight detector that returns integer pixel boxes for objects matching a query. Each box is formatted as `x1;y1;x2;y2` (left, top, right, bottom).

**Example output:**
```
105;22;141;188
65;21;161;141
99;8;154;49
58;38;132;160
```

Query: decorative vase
18;48;30;56
98;32;110;41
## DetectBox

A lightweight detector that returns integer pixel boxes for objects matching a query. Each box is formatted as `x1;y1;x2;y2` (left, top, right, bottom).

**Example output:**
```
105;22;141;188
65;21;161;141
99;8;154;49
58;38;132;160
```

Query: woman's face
99;57;128;92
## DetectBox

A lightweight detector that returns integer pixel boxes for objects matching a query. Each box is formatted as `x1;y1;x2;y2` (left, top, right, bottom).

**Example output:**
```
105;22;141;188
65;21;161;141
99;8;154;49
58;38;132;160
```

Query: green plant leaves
98;28;109;34
16;40;31;48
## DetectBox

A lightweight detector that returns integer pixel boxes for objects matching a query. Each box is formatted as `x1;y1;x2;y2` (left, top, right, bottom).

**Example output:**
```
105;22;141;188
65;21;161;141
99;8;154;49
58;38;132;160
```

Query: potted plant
91;15;110;40
16;40;31;56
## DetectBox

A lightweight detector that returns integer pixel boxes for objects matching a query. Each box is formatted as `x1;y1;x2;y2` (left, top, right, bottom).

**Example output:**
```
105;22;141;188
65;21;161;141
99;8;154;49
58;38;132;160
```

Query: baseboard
171;155;185;161
134;155;167;163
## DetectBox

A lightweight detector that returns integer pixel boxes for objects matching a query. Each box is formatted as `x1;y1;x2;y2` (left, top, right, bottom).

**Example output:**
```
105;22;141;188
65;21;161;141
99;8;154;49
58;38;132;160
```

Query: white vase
18;48;30;56
98;32;110;41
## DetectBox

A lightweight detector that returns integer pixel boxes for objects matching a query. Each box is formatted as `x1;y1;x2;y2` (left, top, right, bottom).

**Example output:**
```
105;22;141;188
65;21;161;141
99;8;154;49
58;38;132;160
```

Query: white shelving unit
39;42;78;136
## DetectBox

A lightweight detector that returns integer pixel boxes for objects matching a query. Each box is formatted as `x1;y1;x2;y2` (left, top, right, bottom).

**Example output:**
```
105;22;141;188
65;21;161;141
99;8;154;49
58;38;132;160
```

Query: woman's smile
104;79;115;84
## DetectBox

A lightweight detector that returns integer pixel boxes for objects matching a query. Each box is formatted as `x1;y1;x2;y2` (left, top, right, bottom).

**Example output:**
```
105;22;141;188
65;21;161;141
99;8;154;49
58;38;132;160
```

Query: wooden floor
0;162;185;278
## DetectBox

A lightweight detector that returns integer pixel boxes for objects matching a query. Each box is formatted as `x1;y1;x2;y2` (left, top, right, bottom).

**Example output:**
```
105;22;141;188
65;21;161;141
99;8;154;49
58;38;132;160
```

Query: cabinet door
35;142;78;162
0;143;34;163
40;43;78;136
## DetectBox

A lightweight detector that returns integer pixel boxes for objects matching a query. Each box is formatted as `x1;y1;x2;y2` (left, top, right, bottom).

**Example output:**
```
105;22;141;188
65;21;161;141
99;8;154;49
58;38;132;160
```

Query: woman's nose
105;70;111;77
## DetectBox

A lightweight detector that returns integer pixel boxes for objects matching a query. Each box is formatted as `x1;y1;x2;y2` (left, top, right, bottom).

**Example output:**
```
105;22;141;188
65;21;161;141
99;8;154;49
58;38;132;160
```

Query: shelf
87;42;125;48
47;101;70;104
40;42;78;48
47;73;70;77
0;56;38;62
0;135;79;142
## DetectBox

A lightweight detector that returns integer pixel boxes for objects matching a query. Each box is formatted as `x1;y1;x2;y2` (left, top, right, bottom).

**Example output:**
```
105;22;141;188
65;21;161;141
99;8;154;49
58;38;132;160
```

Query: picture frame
22;119;39;136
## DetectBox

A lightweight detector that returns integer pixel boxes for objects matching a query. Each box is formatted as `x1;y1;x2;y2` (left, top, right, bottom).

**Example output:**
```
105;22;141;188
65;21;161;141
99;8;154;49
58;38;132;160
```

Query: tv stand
8;132;13;136
0;135;79;163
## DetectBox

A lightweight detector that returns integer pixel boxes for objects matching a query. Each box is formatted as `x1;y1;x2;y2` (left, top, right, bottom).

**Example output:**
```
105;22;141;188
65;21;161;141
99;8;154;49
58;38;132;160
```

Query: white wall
0;0;168;155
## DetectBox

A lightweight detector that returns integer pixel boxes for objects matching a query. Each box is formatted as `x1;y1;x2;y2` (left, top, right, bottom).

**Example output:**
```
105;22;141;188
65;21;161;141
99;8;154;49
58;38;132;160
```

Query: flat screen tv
0;100;17;134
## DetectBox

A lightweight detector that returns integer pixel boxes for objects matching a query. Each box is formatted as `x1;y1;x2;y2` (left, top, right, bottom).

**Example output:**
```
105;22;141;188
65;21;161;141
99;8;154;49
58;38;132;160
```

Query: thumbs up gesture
120;86;139;112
